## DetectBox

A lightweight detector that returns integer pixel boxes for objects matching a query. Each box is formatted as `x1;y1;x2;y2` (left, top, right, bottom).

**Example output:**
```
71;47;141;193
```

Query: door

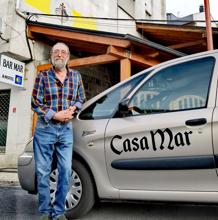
105;55;218;191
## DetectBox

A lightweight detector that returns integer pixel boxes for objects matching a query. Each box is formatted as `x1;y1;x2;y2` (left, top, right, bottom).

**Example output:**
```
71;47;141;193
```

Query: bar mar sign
0;54;25;88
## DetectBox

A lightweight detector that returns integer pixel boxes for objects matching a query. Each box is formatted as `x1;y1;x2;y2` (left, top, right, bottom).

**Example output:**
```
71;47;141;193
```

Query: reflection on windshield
80;71;151;120
128;57;215;116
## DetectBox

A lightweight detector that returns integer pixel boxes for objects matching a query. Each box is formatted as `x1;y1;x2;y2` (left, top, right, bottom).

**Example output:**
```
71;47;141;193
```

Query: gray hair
51;42;70;55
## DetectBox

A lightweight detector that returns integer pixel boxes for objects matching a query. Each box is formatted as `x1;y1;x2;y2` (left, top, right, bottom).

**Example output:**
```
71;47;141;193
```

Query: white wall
0;0;13;53
0;82;32;167
152;0;166;20
135;0;166;20
17;0;166;33
0;0;31;61
18;0;118;33
117;8;139;36
193;12;216;27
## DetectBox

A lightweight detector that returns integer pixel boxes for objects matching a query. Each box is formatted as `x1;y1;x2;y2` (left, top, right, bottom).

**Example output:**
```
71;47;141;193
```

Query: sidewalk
0;168;20;186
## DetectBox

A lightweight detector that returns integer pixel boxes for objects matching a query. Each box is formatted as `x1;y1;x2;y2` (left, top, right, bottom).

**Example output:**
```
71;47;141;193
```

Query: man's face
51;43;70;70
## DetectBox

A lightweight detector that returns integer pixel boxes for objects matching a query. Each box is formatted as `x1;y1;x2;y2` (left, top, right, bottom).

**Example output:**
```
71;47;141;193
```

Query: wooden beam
169;40;206;50
120;58;131;81
32;112;37;136
68;54;120;67
37;54;120;71
28;24;131;48
136;23;206;34
37;63;52;72
107;45;130;58
130;53;160;67
108;45;160;67
32;65;44;135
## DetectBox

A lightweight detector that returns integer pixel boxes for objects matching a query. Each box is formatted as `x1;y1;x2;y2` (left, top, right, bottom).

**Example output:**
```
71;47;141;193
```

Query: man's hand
68;106;77;117
53;106;77;122
53;109;73;122
68;106;77;112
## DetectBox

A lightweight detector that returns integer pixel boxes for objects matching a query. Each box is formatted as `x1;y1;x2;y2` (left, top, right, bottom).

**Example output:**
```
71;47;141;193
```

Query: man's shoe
40;214;51;220
57;214;68;220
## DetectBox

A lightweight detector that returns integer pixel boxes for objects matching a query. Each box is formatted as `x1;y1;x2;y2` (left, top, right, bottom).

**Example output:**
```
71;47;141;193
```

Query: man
32;42;86;220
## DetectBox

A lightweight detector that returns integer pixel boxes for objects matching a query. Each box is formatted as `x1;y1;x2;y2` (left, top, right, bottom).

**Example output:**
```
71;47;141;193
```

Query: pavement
0;168;19;186
1;169;218;220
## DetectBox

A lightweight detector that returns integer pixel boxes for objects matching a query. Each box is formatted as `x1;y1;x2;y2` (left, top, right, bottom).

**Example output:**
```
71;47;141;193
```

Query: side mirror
118;98;130;117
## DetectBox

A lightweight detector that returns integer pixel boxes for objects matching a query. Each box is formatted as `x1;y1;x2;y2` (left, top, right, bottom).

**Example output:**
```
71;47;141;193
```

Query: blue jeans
33;119;73;218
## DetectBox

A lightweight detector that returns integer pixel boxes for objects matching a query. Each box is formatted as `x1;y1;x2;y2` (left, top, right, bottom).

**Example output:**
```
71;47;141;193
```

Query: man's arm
31;72;56;122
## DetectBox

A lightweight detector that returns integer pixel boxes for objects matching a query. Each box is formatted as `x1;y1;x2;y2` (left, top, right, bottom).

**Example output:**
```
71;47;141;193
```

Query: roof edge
27;20;186;57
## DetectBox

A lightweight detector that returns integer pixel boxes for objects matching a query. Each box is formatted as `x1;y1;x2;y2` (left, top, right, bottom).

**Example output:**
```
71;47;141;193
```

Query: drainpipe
204;0;213;50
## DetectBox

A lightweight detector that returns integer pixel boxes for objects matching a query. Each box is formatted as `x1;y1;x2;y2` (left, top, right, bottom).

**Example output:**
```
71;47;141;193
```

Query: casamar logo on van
110;128;193;155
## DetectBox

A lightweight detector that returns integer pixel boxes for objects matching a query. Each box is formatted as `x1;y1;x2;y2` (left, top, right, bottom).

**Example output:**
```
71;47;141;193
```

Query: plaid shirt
31;67;86;122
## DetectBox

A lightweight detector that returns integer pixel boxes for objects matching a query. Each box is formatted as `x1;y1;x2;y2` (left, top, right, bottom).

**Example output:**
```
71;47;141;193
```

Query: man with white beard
31;42;86;220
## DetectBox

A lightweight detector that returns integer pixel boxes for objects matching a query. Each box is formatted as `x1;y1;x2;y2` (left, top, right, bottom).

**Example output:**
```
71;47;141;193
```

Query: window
79;72;150;120
0;90;10;153
128;57;215;115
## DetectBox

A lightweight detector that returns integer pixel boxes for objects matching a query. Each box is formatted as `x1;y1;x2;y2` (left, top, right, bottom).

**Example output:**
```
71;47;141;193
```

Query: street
1;185;218;220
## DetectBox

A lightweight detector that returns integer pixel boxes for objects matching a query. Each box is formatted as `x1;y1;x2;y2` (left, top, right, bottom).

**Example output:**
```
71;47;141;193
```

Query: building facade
167;4;217;27
0;0;166;168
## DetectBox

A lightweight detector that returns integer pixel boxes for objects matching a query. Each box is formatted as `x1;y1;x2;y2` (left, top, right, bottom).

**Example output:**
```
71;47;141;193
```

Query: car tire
66;159;95;219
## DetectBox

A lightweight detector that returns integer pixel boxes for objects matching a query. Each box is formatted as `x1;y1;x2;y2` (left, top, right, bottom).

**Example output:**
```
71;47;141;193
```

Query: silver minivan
18;50;218;219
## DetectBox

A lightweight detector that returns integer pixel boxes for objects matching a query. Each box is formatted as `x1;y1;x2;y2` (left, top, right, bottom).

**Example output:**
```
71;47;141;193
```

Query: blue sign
15;75;23;85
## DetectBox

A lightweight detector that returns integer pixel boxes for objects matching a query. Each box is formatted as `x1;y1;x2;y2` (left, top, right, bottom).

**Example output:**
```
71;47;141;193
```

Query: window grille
0;90;10;153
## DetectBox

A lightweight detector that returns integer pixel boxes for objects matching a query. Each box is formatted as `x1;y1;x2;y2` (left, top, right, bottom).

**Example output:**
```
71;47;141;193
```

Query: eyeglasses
52;49;69;56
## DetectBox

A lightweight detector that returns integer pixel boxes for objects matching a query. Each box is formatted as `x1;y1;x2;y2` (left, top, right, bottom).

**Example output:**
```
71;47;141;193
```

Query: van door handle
185;118;207;126
82;130;96;136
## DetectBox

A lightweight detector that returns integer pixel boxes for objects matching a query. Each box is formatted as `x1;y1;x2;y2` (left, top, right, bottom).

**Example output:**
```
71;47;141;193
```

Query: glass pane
129;57;215;115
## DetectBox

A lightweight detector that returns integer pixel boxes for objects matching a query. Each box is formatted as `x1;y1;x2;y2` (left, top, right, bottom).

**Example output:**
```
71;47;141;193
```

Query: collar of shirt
50;67;70;85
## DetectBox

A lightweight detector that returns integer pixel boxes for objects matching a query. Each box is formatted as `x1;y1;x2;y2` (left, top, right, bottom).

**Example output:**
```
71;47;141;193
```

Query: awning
136;22;218;54
26;20;186;80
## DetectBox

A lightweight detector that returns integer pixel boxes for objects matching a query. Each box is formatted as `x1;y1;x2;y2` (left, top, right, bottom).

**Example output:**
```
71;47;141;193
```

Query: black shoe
56;214;68;220
40;214;51;220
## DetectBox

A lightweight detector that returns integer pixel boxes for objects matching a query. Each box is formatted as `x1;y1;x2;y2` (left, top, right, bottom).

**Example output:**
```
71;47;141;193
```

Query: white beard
51;58;68;69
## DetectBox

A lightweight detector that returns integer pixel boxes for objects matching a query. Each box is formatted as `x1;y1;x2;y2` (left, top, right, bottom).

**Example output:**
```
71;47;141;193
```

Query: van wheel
50;159;95;219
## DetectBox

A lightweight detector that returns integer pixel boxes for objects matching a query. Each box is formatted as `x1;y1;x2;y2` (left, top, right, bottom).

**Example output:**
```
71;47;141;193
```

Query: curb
0;169;20;186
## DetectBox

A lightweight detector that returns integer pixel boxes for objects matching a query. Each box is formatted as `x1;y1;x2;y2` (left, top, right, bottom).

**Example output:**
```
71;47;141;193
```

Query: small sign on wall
0;54;25;88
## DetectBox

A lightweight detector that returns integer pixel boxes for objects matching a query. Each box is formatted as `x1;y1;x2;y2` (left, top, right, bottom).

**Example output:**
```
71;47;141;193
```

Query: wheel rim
50;169;82;210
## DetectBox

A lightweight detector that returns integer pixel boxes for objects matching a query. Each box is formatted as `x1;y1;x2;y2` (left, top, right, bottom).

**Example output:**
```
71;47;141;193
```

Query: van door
105;56;218;191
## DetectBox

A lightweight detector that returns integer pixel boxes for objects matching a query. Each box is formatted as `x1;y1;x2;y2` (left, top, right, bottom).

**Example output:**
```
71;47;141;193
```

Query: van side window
128;57;215;115
79;72;150;120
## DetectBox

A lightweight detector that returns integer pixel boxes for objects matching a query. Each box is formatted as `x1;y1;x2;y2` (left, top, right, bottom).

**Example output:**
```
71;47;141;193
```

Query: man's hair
51;42;70;54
